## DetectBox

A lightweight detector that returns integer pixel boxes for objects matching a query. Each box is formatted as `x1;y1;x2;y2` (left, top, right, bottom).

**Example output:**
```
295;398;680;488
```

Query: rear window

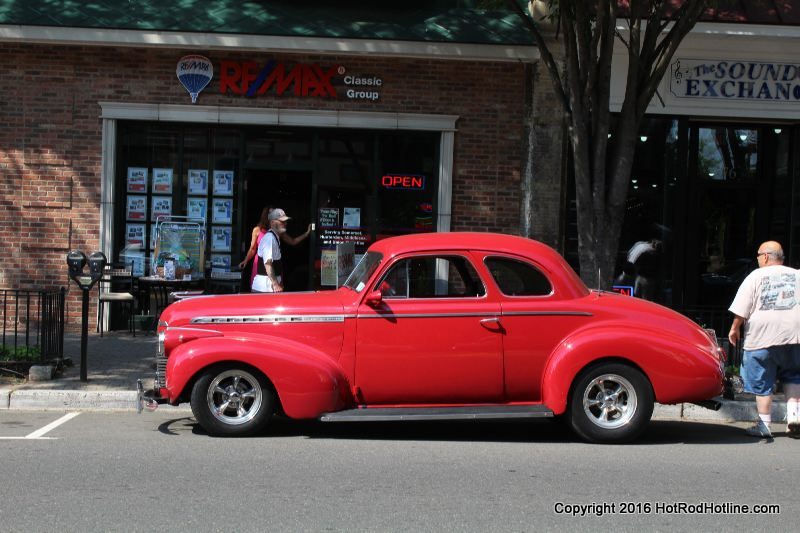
485;257;552;296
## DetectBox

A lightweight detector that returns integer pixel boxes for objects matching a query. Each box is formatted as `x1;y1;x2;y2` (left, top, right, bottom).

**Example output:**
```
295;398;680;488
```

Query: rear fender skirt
166;334;350;418
541;326;724;414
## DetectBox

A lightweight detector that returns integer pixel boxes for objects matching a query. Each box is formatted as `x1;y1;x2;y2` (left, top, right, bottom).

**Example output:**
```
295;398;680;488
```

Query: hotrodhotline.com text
553;501;780;517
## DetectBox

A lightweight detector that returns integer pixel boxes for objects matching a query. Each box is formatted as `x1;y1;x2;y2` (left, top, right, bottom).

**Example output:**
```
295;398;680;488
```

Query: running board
319;405;553;422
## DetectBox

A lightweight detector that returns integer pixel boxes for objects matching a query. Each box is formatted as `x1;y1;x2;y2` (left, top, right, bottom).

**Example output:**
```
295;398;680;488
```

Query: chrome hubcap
207;370;262;426
582;373;637;429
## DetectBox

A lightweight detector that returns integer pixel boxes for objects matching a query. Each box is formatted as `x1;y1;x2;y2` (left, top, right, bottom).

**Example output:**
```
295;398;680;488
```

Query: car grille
155;351;167;389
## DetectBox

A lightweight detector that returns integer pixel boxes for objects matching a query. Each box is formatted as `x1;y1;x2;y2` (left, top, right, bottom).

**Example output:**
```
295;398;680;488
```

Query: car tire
190;366;274;437
567;362;654;444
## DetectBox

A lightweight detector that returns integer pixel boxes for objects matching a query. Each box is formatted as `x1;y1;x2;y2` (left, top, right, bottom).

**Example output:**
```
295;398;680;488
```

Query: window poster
126;195;147;221
211;226;232;252
212;198;233;224
213;170;234;196
188;169;208;195
187;197;208;223
151;196;172;220
125;223;146;248
319;207;339;228
152;168;173;194
320;249;337;286
126;167;148;193
120;250;146;277
211;254;231;270
343;207;361;228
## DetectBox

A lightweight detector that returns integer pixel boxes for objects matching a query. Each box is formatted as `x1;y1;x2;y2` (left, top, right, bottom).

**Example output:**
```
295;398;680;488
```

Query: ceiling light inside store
738;133;748;141
774;128;782;134
639;136;648;142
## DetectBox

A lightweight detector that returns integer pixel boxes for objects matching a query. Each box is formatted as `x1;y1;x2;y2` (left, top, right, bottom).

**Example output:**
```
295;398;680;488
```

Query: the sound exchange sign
670;58;800;102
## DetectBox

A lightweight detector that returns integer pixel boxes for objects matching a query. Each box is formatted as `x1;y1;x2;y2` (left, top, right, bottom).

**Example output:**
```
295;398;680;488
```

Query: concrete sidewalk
0;332;185;411
0;332;785;423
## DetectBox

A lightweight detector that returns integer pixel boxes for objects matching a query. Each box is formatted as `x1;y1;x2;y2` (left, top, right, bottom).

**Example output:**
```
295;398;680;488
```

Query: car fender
541;324;723;414
165;334;351;419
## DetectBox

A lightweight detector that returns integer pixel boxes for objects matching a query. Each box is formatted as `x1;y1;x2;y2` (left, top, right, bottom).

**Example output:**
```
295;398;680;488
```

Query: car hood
159;290;349;328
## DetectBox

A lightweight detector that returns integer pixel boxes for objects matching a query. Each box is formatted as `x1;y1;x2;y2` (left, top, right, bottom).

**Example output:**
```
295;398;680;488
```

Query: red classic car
139;232;725;443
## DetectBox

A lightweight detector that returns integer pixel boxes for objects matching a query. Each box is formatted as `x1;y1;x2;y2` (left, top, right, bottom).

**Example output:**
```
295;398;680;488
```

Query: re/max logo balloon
220;60;339;98
177;55;213;104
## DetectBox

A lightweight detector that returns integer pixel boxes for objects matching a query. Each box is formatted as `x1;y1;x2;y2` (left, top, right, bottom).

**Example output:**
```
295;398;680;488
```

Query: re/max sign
381;174;425;190
220;60;338;98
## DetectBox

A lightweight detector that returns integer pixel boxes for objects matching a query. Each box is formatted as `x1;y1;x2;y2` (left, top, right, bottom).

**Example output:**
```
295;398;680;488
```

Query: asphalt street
0;411;796;532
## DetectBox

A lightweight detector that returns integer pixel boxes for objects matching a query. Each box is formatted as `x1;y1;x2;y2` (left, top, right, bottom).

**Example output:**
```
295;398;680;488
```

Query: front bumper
136;379;168;413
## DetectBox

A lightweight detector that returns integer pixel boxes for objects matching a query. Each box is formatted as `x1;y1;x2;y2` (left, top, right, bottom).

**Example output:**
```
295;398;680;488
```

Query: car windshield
343;252;383;292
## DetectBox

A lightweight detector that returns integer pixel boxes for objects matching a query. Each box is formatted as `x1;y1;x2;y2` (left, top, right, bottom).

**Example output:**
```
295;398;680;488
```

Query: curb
1;389;192;412
0;389;778;421
653;400;783;423
8;390;141;410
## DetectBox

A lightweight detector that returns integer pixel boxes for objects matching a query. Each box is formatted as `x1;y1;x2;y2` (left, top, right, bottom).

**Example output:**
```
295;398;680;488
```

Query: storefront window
115;122;440;290
567;120;799;313
376;132;439;238
115;123;242;276
615;118;679;305
697;127;758;181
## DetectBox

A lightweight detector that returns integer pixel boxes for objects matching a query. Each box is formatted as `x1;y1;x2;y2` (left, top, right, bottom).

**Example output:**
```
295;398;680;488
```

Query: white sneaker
745;420;772;438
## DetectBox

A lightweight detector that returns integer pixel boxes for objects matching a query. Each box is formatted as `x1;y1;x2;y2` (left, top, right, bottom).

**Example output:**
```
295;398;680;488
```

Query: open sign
381;174;425;190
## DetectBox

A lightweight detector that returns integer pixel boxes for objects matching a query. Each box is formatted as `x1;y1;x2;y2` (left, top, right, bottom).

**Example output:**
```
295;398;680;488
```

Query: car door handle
480;317;503;331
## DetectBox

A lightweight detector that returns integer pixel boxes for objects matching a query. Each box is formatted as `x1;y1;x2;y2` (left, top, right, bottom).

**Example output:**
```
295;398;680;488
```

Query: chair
97;262;137;337
149;282;172;320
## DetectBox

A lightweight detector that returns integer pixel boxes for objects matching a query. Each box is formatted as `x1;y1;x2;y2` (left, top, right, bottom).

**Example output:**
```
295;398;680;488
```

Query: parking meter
66;250;107;381
67;250;87;282
88;251;108;284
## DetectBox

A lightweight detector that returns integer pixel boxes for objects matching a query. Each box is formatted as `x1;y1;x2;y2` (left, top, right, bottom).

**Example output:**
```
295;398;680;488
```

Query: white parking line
0;412;81;440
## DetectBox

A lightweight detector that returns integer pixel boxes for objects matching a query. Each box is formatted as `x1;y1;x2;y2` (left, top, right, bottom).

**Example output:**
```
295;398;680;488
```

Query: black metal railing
1;288;66;364
678;306;743;368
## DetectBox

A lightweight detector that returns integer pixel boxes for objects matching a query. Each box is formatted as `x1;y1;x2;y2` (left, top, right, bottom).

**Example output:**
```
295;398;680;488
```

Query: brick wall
0;43;556;327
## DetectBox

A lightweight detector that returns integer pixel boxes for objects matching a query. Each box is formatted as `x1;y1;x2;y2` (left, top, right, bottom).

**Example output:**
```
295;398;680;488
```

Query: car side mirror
364;290;383;307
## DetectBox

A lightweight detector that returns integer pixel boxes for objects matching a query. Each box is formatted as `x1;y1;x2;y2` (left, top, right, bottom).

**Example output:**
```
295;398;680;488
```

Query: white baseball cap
268;208;290;222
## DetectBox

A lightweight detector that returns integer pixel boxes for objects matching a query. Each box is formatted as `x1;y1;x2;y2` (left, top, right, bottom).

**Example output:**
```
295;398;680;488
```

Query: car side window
378;255;486;298
485;257;552;296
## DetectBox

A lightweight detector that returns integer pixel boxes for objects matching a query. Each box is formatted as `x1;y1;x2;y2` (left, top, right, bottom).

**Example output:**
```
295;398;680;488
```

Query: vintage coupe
139;232;725;443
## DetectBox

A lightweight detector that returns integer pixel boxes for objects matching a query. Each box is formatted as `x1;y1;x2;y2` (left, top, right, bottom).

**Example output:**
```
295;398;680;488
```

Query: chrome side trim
502;311;593;317
360;311;592;319
190;314;354;324
360;312;501;319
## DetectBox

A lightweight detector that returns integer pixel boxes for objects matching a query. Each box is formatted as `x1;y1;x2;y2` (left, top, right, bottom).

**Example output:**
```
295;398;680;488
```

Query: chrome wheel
206;369;263;426
582;373;638;429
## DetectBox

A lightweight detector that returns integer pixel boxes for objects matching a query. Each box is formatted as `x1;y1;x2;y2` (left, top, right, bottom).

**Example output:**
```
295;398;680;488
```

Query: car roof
368;232;589;299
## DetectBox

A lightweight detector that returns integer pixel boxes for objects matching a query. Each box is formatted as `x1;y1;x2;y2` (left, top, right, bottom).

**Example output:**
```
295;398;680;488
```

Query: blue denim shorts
742;344;800;396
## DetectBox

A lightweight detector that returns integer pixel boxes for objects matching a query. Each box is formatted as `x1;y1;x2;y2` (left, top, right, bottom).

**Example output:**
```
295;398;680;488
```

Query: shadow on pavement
153;415;773;445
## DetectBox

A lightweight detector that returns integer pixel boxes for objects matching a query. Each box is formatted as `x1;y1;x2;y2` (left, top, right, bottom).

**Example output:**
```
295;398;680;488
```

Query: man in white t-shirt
251;208;289;293
728;241;800;438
